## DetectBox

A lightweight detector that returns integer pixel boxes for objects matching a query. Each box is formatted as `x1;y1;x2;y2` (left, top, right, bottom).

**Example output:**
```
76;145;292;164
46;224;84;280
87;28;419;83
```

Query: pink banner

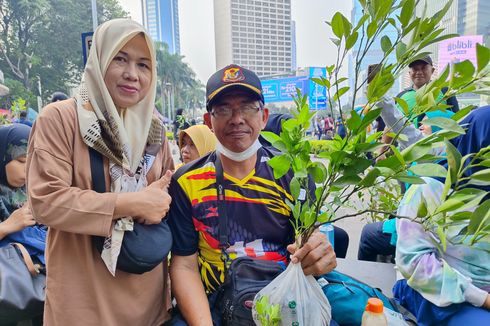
438;35;483;71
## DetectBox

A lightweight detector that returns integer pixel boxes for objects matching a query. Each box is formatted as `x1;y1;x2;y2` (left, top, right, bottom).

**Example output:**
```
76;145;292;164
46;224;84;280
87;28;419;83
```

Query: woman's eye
114;56;126;62
138;62;150;69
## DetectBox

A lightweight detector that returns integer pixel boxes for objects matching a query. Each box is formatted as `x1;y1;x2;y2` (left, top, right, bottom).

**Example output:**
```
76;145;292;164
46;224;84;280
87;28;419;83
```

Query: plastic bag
252;262;331;326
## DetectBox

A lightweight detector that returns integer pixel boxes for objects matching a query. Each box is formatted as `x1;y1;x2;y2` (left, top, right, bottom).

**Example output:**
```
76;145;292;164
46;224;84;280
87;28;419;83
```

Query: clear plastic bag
252;262;331;326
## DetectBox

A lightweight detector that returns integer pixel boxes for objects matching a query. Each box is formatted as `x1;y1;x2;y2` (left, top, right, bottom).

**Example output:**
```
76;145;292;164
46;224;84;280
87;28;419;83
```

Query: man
397;56;459;125
167;64;338;325
13;110;32;127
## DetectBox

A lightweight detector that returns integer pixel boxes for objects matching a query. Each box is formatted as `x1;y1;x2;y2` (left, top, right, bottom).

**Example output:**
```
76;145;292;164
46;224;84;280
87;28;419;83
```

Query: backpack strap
215;154;231;269
88;147;106;193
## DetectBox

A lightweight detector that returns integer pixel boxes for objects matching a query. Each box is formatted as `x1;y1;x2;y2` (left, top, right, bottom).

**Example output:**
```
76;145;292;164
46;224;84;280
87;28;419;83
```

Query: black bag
213;156;284;325
217;257;284;326
0;243;45;324
89;148;172;274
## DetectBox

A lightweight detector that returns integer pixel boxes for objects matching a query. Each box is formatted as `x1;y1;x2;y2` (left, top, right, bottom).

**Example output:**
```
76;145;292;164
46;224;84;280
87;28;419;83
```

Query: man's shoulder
173;151;216;181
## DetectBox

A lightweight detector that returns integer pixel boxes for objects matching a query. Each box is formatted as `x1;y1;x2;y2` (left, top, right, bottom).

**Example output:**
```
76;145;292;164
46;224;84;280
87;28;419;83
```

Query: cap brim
409;60;431;67
206;83;263;110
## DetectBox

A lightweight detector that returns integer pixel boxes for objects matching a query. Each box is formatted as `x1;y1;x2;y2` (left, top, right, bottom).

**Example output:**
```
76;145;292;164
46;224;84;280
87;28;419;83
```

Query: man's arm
170;254;213;325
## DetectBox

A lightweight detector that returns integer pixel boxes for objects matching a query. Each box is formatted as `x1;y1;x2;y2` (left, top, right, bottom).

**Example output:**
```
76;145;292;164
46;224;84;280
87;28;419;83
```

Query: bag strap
12;242;40;276
89;147;106;193
215;154;231;269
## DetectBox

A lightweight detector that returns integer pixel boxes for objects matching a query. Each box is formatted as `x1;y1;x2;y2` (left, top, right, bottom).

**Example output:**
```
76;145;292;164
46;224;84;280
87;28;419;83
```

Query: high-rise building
348;0;401;105
142;0;180;54
213;0;294;78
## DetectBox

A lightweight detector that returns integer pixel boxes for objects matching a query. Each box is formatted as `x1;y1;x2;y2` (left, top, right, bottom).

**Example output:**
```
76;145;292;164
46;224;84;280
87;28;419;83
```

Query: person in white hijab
26;19;174;325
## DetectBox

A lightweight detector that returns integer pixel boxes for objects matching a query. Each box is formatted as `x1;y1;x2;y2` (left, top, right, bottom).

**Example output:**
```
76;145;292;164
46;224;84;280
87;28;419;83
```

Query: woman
0;124;46;260
26;19;174;325
177;125;216;167
394;106;490;325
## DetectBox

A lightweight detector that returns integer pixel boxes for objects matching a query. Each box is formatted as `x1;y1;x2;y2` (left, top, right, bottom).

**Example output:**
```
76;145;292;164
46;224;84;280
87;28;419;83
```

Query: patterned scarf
75;19;164;275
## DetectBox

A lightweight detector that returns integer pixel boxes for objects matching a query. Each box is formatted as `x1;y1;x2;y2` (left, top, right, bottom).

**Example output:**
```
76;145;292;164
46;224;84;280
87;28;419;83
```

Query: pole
91;0;98;31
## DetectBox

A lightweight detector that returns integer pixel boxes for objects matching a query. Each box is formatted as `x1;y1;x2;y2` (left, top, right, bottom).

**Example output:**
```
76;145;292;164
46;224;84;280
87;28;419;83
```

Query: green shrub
309;140;329;155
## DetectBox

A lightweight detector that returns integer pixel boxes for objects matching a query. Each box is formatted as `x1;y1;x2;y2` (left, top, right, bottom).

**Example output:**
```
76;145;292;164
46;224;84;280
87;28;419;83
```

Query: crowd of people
0;18;488;326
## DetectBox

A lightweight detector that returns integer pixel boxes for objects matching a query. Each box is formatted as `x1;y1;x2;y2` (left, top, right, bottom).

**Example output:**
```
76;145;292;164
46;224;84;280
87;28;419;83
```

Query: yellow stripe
207;83;262;103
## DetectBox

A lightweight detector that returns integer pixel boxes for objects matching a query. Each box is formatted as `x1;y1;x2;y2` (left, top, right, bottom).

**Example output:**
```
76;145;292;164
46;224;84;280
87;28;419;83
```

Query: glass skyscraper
142;0;180;54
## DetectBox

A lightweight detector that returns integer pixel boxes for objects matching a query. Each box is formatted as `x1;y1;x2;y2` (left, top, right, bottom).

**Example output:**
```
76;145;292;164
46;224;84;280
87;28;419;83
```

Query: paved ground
169;141;368;260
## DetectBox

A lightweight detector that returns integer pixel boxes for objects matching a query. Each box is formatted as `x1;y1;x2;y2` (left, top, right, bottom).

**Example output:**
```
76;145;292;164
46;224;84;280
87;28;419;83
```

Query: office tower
142;0;180;54
213;0;294;78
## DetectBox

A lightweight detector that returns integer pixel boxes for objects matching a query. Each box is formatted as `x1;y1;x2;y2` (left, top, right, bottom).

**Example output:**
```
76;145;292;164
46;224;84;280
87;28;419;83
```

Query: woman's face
5;156;27;188
104;34;152;110
419;117;433;136
180;133;199;164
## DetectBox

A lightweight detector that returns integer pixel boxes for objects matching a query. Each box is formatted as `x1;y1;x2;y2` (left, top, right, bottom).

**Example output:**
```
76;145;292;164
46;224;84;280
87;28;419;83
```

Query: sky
118;0;353;83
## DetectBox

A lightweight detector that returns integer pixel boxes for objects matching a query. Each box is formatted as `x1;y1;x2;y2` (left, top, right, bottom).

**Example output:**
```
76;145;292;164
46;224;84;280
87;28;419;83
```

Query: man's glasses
211;104;261;119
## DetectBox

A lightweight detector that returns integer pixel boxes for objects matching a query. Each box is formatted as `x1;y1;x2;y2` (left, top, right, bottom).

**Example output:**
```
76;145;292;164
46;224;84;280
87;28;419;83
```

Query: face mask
216;138;262;162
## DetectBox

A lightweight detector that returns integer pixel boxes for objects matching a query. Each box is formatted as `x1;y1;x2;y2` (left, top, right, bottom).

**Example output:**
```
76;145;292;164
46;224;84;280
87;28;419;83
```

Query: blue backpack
318;270;398;326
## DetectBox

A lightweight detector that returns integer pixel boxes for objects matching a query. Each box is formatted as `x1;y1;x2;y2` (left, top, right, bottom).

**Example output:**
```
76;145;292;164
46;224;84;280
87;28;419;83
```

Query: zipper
322;279;380;299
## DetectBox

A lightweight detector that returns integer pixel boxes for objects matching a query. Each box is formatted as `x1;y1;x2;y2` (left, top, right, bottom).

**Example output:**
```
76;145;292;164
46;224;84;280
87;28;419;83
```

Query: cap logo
222;67;245;83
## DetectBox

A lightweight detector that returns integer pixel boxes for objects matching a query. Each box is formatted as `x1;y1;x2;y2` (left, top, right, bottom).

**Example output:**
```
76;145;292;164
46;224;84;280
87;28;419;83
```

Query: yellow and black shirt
168;148;295;293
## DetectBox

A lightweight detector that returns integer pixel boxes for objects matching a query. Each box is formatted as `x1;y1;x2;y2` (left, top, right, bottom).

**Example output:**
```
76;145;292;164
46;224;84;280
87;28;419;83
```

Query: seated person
167;64;343;325
393;106;490;325
358;91;453;262
0;123;46;265
176;125;217;169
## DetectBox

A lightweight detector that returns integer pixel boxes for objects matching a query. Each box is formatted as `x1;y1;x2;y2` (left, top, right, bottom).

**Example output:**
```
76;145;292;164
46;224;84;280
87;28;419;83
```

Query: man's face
409;62;434;89
204;90;268;153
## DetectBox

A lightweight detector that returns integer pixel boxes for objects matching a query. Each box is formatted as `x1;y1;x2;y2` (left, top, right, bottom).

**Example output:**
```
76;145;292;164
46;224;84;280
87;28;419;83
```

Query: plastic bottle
361;298;388;326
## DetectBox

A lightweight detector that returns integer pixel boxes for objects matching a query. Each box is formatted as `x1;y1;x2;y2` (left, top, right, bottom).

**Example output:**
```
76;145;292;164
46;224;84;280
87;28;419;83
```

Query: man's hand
287;231;336;276
1;204;36;236
133;170;173;225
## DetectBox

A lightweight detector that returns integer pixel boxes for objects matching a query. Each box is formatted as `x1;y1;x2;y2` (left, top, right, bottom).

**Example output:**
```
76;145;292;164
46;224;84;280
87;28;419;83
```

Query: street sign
81;32;94;66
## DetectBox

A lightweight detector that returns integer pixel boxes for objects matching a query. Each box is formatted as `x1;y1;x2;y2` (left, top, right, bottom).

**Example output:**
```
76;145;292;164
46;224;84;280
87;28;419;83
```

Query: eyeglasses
211;104;261;119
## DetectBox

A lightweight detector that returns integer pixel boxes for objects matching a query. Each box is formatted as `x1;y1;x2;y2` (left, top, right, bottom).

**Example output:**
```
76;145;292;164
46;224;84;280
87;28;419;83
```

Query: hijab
76;18;161;173
0;124;30;221
178;125;217;157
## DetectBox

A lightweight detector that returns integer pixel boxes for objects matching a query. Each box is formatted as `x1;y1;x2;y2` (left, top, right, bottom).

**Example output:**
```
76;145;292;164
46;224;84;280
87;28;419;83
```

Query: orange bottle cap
365;298;384;314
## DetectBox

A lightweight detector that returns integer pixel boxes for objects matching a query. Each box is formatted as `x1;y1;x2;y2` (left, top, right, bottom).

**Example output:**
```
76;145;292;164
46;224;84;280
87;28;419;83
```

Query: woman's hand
287;231;337;276
133;170;173;225
483;294;490;310
0;204;35;239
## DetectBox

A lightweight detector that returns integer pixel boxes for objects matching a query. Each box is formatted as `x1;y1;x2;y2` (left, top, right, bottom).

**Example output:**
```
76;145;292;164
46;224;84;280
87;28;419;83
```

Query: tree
0;0;128;109
155;42;204;119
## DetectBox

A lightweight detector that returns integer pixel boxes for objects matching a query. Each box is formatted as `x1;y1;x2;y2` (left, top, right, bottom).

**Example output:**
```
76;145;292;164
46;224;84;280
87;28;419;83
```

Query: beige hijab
76;18;159;173
178;125;217;157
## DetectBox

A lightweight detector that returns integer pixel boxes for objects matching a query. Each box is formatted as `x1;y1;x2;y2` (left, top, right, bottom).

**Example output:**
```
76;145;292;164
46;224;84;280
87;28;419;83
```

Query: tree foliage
0;0;127;109
265;0;490;248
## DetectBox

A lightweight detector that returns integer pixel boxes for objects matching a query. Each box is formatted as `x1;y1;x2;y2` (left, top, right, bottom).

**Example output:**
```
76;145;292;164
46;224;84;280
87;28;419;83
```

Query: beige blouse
27;99;173;325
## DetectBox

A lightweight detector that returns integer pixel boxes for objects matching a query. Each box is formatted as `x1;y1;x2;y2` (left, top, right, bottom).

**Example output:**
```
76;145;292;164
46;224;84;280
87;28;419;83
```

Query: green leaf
261;131;282;145
359;168;381;187
409;163;447;178
445;139;462;183
333;86;350;101
331;12;345;38
396;41;407;61
395;175;426;184
267;154;291;179
332;175;362;187
469;169;490;182
309;162;327;183
436;225;447;252
422;117;465;134
289;177;301;200
367;21;378;38
468;199;490;234
346;31;359;50
394;97;409;116
450;60;476;89
380;35;392;53
450;211;473;222
346;109;362;131
359;107;382;131
399;0;415;26
476;43;490;72
451;105;474;122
